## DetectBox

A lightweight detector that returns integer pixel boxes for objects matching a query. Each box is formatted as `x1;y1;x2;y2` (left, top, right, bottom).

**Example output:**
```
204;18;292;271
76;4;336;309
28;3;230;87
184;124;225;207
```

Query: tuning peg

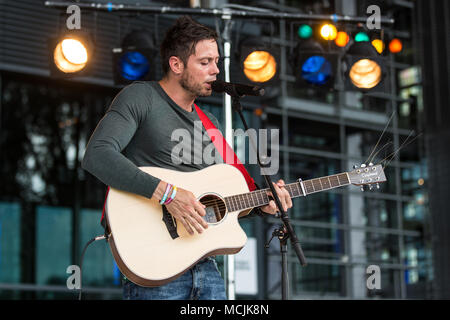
361;164;366;168
353;164;359;169
369;185;374;191
376;183;380;189
360;186;365;192
369;162;373;166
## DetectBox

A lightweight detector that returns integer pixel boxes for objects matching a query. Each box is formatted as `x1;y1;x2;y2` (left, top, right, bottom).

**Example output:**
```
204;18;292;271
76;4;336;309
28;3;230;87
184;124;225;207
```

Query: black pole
231;95;307;265
280;230;289;300
230;92;306;300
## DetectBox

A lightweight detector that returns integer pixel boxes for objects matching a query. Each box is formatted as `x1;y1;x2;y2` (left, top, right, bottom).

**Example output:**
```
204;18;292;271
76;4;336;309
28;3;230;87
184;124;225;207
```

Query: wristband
164;186;177;205
159;183;172;205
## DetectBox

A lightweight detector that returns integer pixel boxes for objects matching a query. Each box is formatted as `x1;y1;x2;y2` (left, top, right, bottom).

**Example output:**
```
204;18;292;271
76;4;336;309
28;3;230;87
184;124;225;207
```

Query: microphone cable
77;234;108;300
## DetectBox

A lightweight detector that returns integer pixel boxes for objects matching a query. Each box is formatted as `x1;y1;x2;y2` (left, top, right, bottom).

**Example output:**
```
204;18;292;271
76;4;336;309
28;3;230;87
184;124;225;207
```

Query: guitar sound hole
199;194;227;224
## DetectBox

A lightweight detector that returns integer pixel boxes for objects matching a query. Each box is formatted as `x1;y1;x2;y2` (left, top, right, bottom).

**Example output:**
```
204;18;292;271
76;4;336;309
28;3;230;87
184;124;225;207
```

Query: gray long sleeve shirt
81;81;223;199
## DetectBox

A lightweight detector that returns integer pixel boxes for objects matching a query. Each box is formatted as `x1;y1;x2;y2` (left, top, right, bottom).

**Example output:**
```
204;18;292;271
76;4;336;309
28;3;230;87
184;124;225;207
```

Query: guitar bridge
162;205;179;239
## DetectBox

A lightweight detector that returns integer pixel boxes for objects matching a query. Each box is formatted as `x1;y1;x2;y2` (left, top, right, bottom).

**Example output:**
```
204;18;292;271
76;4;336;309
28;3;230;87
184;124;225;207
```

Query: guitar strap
99;104;257;230
194;104;257;192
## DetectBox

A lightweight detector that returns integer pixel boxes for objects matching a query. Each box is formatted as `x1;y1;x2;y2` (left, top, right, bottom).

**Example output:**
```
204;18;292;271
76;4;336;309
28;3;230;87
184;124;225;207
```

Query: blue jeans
122;258;227;300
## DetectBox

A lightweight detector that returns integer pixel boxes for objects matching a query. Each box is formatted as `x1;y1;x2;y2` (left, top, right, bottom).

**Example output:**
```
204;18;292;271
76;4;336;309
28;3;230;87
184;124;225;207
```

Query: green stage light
355;32;370;42
298;24;313;39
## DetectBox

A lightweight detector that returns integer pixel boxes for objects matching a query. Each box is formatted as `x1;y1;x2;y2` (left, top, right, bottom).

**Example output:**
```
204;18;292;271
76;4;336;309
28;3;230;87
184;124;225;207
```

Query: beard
179;69;212;98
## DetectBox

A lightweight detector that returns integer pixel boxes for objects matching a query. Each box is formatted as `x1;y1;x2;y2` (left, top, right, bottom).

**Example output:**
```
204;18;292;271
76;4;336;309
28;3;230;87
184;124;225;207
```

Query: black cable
78;235;108;300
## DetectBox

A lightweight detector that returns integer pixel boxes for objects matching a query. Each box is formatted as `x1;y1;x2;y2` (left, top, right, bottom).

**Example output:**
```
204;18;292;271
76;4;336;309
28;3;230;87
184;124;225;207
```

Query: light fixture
354;31;370;42
238;38;279;85
344;41;387;91
292;39;338;89
298;24;313;39
349;59;382;89
335;31;350;48
48;31;94;77
320;23;337;41
371;39;385;54
389;38;403;53
112;29;158;85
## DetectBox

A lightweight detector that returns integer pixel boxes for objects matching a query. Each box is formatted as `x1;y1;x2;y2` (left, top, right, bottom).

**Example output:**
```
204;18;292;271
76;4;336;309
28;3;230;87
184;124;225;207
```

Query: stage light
298;24;313;39
354;32;370;42
254;108;264;117
320;24;337;41
48;31;94;77
243;51;277;83
344;41;387;91
335;31;350;47
292;39;338;89
302;56;332;85
349;59;382;89
118;51;150;81
113;29;158;85
389;38;403;53
238;38;279;85
371;39;385;54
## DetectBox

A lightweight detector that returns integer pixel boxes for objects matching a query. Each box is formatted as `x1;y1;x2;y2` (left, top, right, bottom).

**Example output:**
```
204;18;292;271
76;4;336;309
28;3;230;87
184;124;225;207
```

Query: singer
82;16;292;300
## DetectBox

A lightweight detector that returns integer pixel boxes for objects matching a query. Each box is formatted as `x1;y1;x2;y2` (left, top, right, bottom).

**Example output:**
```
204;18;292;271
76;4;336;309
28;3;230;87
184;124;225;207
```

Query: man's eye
201;62;208;66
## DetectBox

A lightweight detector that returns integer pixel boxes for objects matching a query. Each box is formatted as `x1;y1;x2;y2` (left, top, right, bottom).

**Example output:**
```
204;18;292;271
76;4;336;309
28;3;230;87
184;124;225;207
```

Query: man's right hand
153;181;208;235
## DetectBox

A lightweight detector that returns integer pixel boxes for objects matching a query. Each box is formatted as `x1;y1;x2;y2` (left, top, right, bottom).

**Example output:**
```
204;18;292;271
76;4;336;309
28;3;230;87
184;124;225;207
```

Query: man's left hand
259;179;293;215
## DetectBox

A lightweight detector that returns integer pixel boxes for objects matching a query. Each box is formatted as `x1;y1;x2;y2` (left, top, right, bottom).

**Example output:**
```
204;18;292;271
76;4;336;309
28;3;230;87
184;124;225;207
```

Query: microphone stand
228;90;307;300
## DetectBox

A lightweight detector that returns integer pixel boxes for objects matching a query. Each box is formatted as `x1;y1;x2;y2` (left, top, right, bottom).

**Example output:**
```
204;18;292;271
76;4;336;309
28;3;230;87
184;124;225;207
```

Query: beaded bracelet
159;183;173;205
164;186;177;205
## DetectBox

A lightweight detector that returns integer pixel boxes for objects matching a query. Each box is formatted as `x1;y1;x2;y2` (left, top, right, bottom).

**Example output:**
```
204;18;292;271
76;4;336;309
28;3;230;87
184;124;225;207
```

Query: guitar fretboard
224;172;350;212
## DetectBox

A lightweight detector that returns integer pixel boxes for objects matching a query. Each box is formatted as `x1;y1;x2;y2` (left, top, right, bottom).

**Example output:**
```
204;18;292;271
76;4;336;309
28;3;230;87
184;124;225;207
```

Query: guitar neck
224;172;350;212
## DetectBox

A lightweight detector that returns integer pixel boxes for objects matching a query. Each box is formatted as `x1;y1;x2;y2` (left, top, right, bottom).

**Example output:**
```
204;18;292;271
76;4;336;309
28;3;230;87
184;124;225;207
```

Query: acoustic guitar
105;163;386;287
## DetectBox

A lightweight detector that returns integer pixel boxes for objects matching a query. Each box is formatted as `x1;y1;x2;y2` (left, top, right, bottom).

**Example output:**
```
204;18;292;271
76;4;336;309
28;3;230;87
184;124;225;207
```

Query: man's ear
168;56;184;76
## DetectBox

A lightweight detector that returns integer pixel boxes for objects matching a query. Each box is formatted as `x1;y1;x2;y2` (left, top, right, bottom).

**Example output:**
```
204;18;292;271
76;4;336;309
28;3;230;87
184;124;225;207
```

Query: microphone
211;79;265;97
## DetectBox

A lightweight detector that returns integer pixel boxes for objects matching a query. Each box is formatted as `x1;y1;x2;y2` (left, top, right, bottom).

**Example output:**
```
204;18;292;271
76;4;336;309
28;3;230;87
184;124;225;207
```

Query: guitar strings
193;176;344;209
379;130;414;167
199;193;269;207
376;131;421;169
364;110;396;166
200;179;344;208
367;141;393;165
199;191;273;208
199;183;301;208
382;132;421;169
196;177;346;209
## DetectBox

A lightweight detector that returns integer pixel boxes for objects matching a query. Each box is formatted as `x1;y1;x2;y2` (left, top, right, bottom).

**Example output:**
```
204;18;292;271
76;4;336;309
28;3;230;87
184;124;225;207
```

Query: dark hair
160;16;218;75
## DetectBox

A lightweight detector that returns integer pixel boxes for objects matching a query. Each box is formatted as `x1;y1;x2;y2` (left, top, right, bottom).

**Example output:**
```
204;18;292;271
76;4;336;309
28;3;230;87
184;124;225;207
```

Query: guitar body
105;164;251;287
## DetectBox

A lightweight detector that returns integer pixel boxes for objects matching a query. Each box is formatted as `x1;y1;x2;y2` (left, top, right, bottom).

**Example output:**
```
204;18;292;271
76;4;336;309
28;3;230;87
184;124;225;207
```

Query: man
82;16;292;300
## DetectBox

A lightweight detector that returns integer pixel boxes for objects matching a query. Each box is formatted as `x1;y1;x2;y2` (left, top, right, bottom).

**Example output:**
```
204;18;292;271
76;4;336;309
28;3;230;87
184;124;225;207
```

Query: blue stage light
119;51;150;81
112;29;157;85
301;56;332;85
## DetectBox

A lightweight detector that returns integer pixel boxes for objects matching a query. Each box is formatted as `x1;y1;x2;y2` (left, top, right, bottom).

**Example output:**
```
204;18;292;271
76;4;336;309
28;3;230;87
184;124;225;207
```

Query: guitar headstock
348;163;386;191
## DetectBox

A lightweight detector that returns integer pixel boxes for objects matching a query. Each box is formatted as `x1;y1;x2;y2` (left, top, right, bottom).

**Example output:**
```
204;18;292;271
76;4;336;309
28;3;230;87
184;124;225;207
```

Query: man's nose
211;63;220;75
